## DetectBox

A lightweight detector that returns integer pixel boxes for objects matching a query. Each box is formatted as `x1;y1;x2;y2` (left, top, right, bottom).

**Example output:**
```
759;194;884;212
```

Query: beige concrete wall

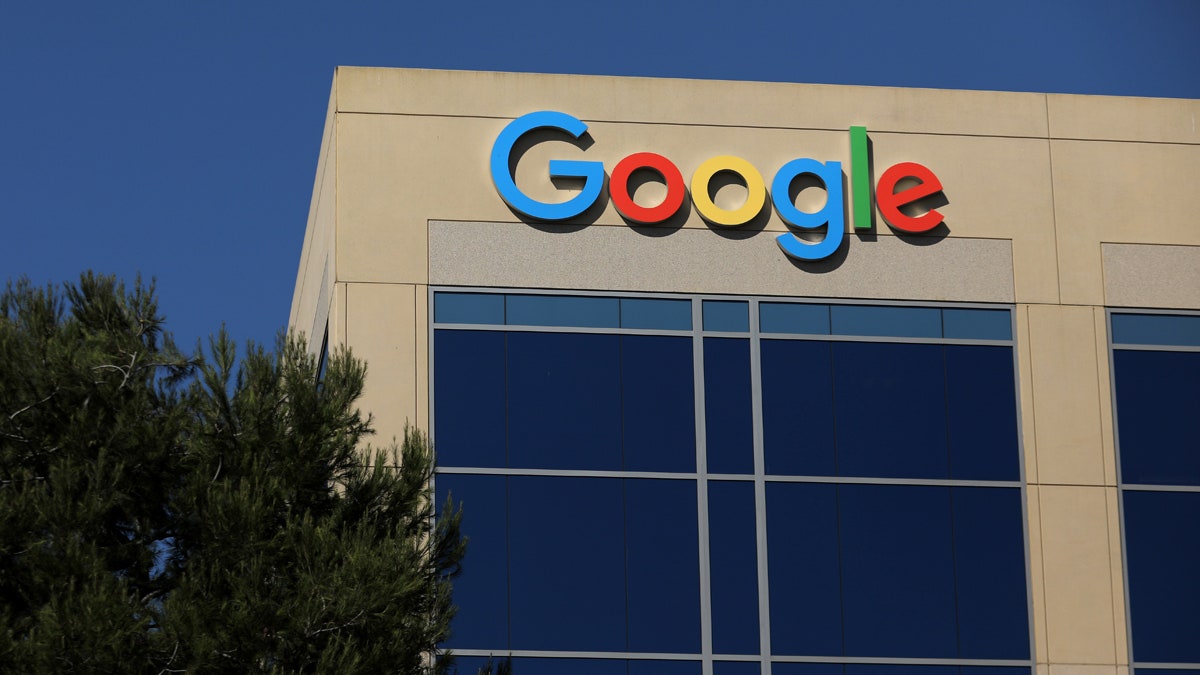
329;98;1060;302
289;76;338;354
342;282;424;446
1050;139;1200;307
289;67;1200;670
1020;304;1126;665
334;67;1050;138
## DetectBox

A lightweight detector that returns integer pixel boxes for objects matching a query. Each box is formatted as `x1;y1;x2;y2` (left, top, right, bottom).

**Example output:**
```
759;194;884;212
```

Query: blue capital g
490;110;605;222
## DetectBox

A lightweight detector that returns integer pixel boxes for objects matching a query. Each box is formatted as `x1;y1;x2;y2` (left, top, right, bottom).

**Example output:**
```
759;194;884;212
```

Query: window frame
431;287;1033;673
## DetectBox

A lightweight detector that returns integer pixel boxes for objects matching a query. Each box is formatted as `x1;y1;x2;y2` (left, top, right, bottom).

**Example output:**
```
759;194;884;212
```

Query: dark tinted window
442;655;496;675
952;487;1030;658
942;308;1012;340
1114;350;1200;485
703;300;750;332
833;342;949;479
839;484;957;657
773;665;845;675
434;330;507;467
626;479;701;653
705;338;754;474
506;294;619;328
508;476;625;651
946;346;1020;481
713;662;760;675
621;297;692;330
846;666;957;675
760;303;830;334
709;480;759;654
766;483;842;654
831;305;941;338
508;658;628;675
434;292;1026;668
507;332;622;470
761;340;837;476
1111;313;1200;346
436;474;508;649
622;335;696;472
1123;490;1200;663
629;662;704;675
434;292;505;325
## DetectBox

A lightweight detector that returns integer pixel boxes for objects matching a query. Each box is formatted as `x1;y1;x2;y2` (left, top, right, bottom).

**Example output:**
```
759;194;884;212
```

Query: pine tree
0;274;464;673
0;273;190;672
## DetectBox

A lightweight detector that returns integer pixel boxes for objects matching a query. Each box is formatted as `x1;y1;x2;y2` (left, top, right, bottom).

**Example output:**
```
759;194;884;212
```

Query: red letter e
876;162;945;233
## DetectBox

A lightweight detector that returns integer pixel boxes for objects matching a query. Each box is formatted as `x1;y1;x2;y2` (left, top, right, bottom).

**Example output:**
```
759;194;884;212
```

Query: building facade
289;67;1200;675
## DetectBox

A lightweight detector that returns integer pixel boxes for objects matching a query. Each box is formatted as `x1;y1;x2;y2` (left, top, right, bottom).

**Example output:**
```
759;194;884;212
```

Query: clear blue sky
3;0;1198;351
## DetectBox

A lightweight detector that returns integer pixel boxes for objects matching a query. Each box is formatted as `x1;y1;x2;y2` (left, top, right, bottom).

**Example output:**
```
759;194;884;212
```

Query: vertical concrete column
1020;303;1126;670
330;282;348;349
344;282;422;447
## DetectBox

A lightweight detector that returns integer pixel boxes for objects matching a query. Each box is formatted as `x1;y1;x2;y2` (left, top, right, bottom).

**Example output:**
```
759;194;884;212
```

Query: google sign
490;111;947;262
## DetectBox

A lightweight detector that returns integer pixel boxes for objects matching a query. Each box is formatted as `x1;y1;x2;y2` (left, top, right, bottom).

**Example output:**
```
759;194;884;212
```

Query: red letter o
610;152;687;224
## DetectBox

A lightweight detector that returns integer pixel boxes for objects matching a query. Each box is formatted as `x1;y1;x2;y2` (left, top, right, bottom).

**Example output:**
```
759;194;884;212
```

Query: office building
289;67;1200;675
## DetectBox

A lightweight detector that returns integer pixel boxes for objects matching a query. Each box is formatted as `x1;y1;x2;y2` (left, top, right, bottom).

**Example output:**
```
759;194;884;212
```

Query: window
434;290;1029;674
1111;311;1200;669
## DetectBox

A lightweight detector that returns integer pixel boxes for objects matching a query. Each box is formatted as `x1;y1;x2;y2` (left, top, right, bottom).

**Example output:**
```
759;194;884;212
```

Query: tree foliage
0;273;464;673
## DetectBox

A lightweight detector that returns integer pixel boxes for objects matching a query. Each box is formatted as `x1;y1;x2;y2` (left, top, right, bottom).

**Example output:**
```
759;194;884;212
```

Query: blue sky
2;0;1198;351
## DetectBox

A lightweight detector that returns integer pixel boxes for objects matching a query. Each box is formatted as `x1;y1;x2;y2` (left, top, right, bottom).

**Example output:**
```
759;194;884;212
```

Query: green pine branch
0;273;466;674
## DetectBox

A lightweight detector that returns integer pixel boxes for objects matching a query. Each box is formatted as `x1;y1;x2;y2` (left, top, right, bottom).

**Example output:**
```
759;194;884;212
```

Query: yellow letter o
690;156;767;227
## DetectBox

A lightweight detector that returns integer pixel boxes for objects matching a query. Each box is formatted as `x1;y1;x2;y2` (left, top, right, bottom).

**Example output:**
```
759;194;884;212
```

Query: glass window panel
317;329;329;381
705;338;755;474
626;479;702;653
435;475;508;649
622;298;693;330
845;666;958;675
952;487;1030;659
507;332;622;470
1123;490;1200;663
506;294;619;328
766;483;842;654
714;662;760;675
434;330;507;468
508;476;625;651
443;655;500;675
945;345;1020;481
1111;313;1200;347
629;661;704;675
773;665;844;675
1114;350;1200;485
622;335;696;472
703;300;750;332
708;481;760;655
839;484;957;657
509;658;628;675
761;340;837;476
830;305;941;338
832;342;950;479
942;308;1012;341
960;668;1034;675
760;303;830;335
434;292;505;325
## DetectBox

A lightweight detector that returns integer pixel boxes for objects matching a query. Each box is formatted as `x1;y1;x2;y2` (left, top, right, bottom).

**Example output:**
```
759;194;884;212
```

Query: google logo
490;111;947;262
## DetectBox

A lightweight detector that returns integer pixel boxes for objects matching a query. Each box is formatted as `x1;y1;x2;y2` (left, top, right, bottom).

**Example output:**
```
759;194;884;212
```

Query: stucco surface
428;220;1016;303
1103;243;1200;309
